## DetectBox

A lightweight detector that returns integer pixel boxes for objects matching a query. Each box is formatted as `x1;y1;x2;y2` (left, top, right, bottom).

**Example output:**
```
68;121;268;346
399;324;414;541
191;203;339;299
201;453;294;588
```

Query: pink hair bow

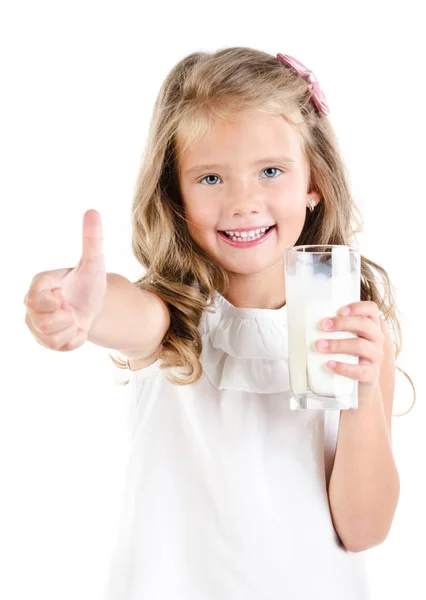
276;53;330;116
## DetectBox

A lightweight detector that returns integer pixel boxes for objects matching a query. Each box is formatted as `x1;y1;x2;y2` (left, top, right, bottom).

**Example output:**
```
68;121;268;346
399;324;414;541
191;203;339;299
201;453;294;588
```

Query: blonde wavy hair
110;46;415;416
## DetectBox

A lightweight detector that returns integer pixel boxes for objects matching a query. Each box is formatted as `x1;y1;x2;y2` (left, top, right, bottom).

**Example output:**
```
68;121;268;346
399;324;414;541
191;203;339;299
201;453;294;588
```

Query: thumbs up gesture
24;210;107;352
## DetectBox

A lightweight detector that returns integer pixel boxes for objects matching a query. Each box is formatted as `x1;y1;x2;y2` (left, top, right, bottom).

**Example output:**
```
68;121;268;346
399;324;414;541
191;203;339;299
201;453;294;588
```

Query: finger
337;301;381;328
47;325;87;352
25;315;83;351
25;268;73;310
58;329;88;352
81;209;104;264
27;308;76;336
25;311;64;348
25;287;65;313
321;315;382;343
327;360;375;383
315;336;381;362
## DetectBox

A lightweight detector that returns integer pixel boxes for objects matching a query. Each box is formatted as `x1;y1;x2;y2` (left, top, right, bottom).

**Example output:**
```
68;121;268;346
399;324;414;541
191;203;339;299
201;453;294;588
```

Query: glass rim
287;244;359;254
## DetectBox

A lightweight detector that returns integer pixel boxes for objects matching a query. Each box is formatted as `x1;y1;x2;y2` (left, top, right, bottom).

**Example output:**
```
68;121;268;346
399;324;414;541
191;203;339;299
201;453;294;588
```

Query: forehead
176;110;305;170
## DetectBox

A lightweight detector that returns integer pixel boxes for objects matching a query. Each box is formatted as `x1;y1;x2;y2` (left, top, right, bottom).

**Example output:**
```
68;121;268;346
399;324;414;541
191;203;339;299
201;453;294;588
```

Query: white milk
286;247;360;405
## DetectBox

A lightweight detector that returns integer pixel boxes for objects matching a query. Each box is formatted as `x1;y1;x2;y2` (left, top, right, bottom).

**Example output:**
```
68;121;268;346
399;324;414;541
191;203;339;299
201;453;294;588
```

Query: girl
24;47;415;599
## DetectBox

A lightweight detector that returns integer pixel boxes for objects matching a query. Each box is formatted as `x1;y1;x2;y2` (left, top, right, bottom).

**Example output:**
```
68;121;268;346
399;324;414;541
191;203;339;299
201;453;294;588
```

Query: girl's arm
327;318;400;552
88;273;170;360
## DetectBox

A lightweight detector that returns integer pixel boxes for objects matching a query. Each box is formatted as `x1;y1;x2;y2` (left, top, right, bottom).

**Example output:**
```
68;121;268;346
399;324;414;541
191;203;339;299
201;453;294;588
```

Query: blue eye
199;167;283;185
200;174;220;185
261;167;283;179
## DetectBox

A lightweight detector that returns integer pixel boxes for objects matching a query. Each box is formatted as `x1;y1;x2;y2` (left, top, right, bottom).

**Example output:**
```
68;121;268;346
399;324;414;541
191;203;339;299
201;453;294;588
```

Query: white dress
103;291;370;599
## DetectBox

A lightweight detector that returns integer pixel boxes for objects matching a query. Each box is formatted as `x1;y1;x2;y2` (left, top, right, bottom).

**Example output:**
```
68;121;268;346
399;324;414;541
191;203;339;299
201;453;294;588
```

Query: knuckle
30;272;45;287
26;293;40;309
56;326;77;350
359;338;369;353
59;337;77;352
49;332;63;349
365;300;379;315
38;318;51;334
360;365;370;380
24;294;33;307
336;317;346;329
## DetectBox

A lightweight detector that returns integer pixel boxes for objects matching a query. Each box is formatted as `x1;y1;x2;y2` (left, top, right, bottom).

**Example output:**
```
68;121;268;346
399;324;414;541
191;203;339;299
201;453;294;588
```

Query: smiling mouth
220;225;275;241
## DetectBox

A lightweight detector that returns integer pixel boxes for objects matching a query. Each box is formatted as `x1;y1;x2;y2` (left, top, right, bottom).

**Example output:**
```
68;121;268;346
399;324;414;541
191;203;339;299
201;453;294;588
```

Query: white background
1;0;424;598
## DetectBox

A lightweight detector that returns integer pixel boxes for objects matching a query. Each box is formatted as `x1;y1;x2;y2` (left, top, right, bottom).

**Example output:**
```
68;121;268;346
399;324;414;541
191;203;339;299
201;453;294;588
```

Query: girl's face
177;110;320;279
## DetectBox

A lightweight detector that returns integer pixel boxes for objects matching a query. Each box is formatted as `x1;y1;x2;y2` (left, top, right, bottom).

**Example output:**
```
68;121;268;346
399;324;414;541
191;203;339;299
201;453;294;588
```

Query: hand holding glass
285;245;361;410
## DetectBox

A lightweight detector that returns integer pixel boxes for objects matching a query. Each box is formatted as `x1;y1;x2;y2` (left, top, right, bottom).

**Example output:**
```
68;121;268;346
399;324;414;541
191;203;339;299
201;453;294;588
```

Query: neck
224;265;286;310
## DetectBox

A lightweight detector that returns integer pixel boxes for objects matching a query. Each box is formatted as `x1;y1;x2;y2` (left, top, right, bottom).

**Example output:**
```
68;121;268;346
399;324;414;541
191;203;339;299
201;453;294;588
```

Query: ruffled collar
200;291;290;393
213;291;287;319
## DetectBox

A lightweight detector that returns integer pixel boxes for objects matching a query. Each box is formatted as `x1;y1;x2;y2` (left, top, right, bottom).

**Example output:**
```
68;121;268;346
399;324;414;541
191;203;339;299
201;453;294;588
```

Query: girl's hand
24;209;107;352
315;301;385;393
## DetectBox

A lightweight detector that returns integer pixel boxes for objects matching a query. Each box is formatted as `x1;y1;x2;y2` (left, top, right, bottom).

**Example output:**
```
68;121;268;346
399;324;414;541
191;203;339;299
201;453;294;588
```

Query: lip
217;225;276;248
218;225;275;233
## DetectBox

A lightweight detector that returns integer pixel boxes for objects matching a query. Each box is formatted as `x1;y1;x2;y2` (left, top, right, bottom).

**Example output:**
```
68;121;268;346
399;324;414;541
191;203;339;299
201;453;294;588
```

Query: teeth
223;226;273;242
225;227;268;238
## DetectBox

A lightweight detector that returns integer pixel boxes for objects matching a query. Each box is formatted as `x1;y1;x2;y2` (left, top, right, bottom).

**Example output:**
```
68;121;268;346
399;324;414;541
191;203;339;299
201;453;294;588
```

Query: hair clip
276;53;330;115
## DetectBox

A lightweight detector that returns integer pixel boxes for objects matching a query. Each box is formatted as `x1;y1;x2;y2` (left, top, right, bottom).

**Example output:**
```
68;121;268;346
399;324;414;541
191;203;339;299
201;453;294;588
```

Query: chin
221;255;282;275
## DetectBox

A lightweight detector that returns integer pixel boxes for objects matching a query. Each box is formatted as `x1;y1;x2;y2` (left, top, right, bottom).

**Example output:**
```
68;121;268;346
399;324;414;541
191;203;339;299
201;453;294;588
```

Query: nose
223;184;265;218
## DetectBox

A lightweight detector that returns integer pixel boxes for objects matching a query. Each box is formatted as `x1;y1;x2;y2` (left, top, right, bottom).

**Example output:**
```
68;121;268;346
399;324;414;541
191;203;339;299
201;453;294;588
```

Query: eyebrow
184;155;296;176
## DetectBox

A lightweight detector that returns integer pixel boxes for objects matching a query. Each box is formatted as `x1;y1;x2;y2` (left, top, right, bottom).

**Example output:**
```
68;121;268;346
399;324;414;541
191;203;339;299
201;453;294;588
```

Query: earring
308;198;316;212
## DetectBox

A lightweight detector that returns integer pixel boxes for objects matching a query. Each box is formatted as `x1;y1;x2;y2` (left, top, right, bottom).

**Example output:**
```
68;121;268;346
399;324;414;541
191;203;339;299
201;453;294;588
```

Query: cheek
275;198;305;225
273;197;308;244
271;180;306;216
184;208;217;250
184;200;217;232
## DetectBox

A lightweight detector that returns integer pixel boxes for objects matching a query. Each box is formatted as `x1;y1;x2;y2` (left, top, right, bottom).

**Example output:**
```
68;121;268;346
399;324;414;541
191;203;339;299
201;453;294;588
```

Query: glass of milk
284;245;361;410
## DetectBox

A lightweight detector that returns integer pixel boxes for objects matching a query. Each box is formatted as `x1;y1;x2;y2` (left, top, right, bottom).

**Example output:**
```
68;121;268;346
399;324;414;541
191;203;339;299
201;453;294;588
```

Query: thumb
81;209;104;263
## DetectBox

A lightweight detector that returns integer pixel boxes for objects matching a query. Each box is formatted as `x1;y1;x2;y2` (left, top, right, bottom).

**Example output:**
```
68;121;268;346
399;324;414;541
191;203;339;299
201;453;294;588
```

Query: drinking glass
284;245;361;410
